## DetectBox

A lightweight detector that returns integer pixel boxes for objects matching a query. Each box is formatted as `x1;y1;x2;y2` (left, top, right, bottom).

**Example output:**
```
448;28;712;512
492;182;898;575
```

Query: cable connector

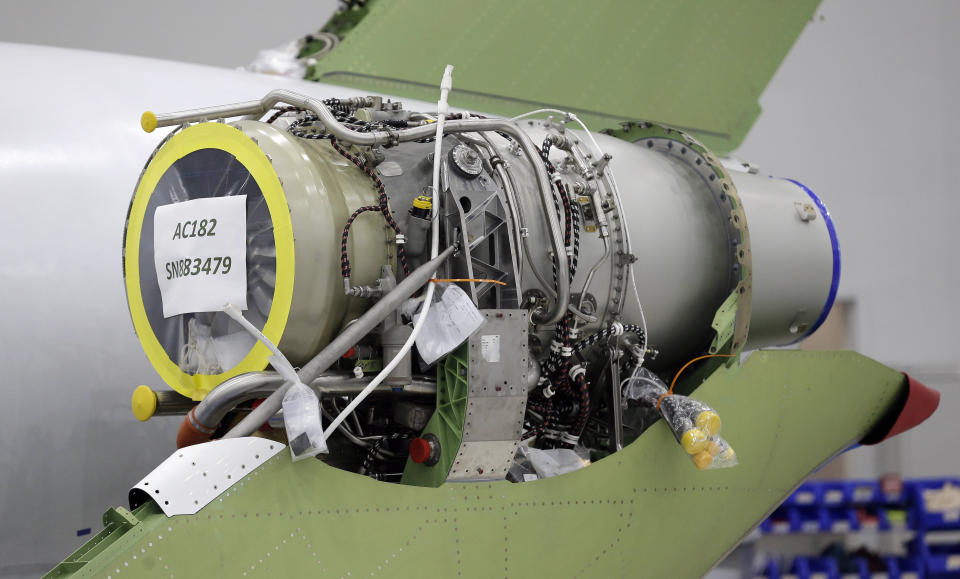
437;64;454;115
542;382;556;399
560;346;573;358
569;364;586;381
394;233;405;245
343;277;352;295
610;321;625;336
440;64;454;92
561;432;580;446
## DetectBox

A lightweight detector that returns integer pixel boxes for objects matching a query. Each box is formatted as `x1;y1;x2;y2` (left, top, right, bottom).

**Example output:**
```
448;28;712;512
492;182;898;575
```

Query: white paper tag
481;335;501;363
415;284;484;365
154;196;248;318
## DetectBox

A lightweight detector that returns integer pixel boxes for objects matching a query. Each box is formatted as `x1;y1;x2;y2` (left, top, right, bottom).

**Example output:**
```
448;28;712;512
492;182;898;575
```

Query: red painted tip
880;373;941;442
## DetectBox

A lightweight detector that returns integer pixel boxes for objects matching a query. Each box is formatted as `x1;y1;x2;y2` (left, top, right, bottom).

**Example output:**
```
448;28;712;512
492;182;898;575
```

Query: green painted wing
47;350;904;578
306;0;820;153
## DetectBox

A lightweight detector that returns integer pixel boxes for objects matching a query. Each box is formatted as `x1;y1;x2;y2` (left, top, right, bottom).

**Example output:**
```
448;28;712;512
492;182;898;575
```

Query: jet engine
126;88;837;483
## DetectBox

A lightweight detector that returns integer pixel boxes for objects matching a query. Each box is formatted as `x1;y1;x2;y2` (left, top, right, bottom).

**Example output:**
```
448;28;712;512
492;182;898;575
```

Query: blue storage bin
849;557;870;579
848;480;881;505
788;483;822;507
908;479;960;531
808;556;840;579
821;506;860;533
795;506;821;533
854;506;890;531
764;506;794;534
886;556;926;579
760;558;782;579
790;556;813;579
919;541;960;578
822;482;847;506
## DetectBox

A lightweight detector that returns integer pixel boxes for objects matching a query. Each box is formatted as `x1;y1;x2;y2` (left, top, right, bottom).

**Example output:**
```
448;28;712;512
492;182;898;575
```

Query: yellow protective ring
124;122;295;401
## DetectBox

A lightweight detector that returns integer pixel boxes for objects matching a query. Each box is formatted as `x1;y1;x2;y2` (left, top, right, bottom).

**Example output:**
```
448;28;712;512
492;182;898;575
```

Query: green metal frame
47;350;905;578
401;343;470;487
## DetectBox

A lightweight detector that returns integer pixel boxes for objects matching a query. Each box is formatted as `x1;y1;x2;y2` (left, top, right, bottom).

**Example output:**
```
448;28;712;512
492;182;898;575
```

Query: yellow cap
140;111;158;133
696;411;721;436
413;195;433;210
680;428;708;455
692;451;713;470
131;385;157;421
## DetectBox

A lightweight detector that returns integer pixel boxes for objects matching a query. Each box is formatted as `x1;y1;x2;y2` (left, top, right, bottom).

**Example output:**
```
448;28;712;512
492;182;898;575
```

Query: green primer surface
306;0;820;153
47;350;904;578
402;343;469;487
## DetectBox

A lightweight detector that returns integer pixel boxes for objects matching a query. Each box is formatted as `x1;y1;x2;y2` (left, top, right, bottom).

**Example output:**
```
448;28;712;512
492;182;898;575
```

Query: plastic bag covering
222;303;327;461
282;382;328;461
137;148;277;377
242;40;306;79
517;445;590;479
624;367;737;470
411;283;484;365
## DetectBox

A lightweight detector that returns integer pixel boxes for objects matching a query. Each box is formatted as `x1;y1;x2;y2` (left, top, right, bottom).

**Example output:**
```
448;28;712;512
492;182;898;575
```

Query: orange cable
656;353;736;410
429;278;507;286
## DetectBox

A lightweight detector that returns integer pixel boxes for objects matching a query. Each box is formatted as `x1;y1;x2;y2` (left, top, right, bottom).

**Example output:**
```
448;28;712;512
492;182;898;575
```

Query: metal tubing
183;371;437;428
152;390;198;416
223;245;455;439
152;100;264;128
192;372;285;428
150;90;569;323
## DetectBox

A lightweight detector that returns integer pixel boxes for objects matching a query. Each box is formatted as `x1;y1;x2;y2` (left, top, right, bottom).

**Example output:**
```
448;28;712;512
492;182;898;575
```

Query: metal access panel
448;309;529;481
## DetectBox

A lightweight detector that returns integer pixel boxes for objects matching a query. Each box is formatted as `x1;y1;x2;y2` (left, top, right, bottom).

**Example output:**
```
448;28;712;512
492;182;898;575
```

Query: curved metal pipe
193;372;284;428
176;372;437;447
149;90;569;323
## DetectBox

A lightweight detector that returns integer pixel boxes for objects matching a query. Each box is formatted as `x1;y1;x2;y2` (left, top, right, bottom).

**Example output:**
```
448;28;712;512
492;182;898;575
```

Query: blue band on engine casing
785;178;841;341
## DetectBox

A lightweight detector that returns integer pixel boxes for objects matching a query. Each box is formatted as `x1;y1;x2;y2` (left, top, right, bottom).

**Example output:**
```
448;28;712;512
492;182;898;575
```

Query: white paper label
414;284;484;365
154;196;248;318
522;473;538;482
481;335;501;363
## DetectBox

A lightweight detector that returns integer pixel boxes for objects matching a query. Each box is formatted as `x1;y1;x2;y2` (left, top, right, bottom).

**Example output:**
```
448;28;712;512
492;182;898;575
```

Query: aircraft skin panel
306;0;821;153
46;350;905;578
